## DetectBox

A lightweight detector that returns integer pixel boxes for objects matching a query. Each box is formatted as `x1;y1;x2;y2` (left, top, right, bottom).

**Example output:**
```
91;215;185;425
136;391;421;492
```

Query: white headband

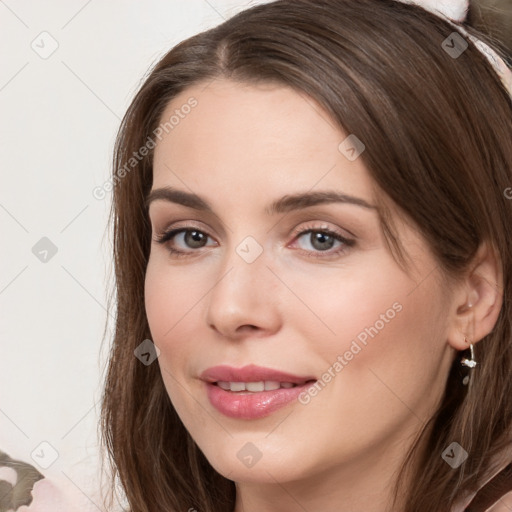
398;0;512;97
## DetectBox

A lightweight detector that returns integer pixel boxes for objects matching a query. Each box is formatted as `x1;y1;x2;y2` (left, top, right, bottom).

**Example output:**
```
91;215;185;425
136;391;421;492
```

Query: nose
204;242;282;339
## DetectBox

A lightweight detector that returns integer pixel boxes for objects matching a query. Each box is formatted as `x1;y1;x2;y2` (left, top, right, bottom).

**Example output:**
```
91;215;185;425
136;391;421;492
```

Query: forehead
152;79;376;206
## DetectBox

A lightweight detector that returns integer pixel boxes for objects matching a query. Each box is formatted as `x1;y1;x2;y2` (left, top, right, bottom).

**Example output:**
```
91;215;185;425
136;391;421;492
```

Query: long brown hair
99;1;512;510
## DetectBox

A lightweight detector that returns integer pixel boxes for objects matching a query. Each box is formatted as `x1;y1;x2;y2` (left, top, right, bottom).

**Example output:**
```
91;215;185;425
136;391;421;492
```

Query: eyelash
153;223;355;260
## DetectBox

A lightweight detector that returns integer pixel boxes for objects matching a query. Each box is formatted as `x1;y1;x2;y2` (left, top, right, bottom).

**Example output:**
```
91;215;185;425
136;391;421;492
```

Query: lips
200;364;317;419
200;364;315;385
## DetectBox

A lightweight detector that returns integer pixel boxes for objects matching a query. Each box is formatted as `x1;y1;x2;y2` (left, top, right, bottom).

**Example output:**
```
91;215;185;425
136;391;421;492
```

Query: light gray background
0;1;270;508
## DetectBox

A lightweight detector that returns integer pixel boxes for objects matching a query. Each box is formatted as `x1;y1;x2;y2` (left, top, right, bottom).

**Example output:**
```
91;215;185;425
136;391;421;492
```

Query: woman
100;0;512;510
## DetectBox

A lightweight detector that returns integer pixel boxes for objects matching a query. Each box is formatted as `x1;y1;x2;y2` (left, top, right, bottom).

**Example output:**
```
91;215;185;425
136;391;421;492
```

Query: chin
196;435;312;484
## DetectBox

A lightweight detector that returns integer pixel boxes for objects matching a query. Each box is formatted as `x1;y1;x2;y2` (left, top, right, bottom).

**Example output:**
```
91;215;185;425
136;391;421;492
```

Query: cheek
144;260;187;375
278;254;415;360
144;260;201;419
284;256;448;421
144;256;207;344
144;256;216;394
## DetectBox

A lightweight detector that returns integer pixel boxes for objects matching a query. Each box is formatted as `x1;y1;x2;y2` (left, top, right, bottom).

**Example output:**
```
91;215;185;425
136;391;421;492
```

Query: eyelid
153;219;214;239
153;224;218;246
149;207;226;238
289;222;352;241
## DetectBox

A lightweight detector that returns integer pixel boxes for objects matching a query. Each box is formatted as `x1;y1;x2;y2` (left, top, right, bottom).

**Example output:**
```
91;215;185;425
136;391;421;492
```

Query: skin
144;79;502;512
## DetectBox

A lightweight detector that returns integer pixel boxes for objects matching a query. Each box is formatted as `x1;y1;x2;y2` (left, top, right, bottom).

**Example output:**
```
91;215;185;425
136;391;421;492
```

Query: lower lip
204;381;315;419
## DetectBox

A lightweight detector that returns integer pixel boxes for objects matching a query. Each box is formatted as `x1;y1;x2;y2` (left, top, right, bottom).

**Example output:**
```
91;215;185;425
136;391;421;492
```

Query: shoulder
481;490;512;511
465;463;512;512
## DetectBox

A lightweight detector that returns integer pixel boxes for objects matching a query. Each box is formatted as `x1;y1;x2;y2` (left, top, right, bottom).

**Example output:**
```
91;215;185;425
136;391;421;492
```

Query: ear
447;240;503;351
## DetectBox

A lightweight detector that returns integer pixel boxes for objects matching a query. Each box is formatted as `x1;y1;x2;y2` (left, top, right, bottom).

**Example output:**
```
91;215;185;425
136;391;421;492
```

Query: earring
461;337;477;386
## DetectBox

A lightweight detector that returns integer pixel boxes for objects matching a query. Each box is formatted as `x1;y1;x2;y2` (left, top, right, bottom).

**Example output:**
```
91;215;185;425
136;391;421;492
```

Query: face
144;79;456;485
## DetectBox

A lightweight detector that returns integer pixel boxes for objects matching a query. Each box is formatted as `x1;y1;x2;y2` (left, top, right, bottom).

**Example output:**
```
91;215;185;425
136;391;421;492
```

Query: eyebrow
145;186;376;214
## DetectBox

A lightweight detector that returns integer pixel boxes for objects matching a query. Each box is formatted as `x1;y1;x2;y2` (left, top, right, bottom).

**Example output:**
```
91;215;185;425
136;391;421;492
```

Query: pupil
312;232;334;251
186;230;206;248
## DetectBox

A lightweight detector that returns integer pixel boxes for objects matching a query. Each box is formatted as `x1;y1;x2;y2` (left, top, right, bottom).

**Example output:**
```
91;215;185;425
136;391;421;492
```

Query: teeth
216;381;298;392
246;381;265;392
264;381;281;391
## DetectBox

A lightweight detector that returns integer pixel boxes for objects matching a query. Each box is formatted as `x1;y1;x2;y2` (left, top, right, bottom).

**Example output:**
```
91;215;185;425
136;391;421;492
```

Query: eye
290;224;355;259
298;231;338;251
153;222;355;260
154;227;217;257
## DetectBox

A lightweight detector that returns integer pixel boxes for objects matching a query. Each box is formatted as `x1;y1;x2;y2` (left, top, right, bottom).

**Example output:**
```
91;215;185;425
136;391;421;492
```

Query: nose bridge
205;232;280;335
211;233;269;307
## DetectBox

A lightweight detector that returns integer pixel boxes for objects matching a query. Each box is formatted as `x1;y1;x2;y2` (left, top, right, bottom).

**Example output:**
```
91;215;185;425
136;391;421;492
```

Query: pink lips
200;364;316;420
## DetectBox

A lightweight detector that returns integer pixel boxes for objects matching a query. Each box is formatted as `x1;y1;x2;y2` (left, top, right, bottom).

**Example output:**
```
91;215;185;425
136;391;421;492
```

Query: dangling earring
461;337;477;386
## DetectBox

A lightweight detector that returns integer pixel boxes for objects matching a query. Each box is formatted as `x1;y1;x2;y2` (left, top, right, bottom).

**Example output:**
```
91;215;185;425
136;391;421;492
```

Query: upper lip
200;364;316;384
